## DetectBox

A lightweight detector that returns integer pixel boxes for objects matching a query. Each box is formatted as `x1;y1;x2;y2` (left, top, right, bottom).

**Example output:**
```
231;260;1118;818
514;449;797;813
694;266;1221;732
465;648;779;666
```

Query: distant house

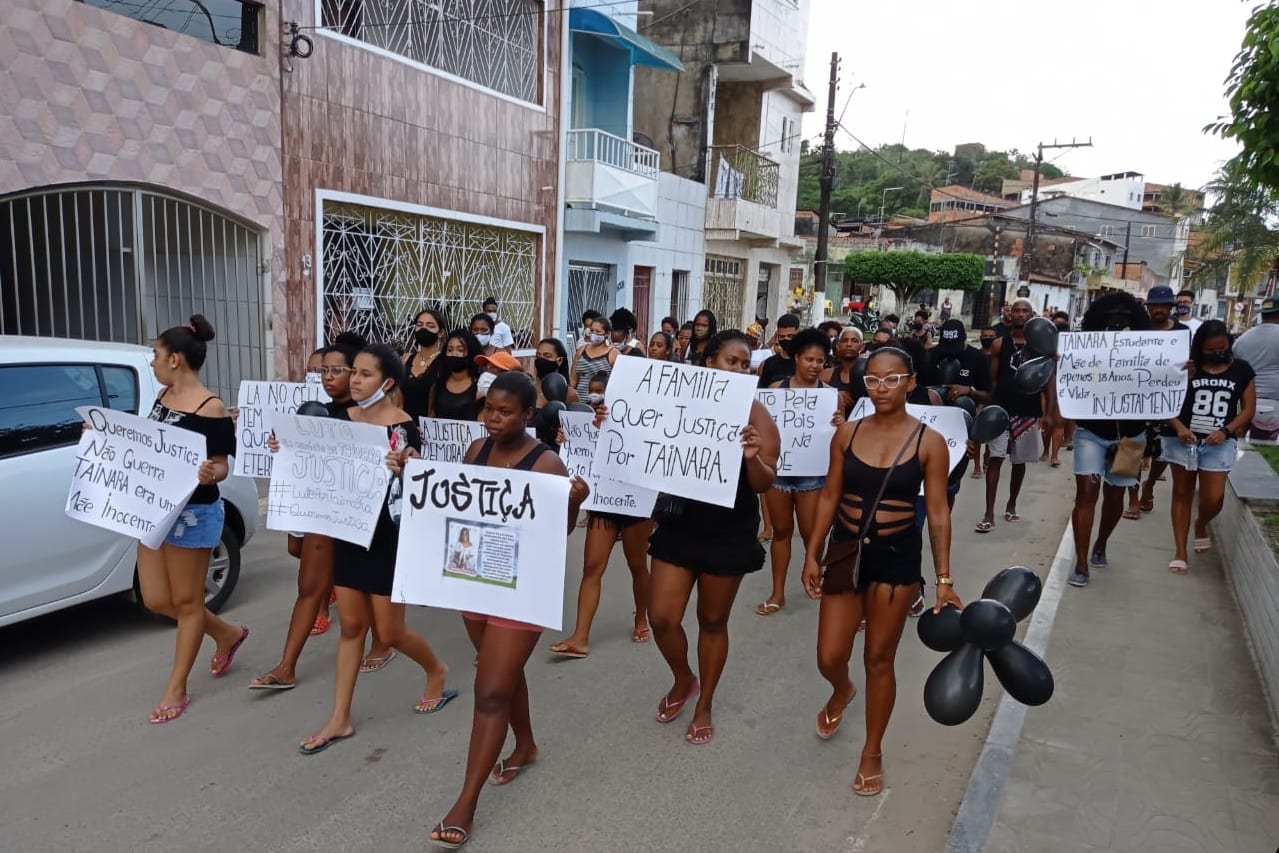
928;186;1012;223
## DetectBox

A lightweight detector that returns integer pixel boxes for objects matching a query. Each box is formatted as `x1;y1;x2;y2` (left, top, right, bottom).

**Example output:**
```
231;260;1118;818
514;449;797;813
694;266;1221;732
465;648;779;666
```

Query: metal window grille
321;201;538;350
566;262;613;337
703;255;745;329
669;270;690;322
0;186;265;401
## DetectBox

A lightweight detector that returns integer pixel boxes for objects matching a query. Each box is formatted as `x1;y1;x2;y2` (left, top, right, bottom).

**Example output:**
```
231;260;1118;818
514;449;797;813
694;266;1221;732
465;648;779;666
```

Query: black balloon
970;405;1009;444
536;400;566;444
1011;356;1055;396
850;357;868;389
981;567;1043;622
951;394;977;418
296;401;329;417
924;644;985;726
960;599;1016;651
937;357;962;386
566;401;594;414
987;643;1055;706
1024;316;1059;358
917;604;964;652
541;372;569;404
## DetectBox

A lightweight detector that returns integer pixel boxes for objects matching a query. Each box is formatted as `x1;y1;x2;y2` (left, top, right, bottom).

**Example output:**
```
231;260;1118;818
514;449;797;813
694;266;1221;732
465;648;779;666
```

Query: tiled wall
279;0;564;376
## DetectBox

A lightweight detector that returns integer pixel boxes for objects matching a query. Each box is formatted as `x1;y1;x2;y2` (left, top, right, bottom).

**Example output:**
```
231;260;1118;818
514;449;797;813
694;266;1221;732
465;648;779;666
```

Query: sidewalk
953;473;1279;853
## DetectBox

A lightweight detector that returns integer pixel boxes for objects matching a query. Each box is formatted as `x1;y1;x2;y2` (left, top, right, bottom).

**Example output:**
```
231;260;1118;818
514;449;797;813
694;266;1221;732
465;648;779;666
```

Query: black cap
937;319;968;355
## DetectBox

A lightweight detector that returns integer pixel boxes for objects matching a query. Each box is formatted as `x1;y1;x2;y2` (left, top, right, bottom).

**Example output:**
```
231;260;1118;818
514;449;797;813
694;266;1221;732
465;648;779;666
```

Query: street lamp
876;186;903;249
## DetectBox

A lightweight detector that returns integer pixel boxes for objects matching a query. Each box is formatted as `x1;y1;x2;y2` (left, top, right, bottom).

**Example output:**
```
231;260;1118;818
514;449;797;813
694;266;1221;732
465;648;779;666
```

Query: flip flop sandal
853;772;884;797
1139;499;1155;513
210;626;250;677
1122;508;1140;520
685;723;715;745
148;695;191;724
816;688;857;740
1168;560;1190;575
310;613;331;636
632;625;651;643
549;642;589;660
489;758;537;787
415;688;459;714
298;732;354;755
656;680;700;723
359;650;398;673
754;601;783;616
248;673;296;691
1004;511;1021;522
1194;537;1212;553
969;468;984;479
430;823;471;850
974;520;994;533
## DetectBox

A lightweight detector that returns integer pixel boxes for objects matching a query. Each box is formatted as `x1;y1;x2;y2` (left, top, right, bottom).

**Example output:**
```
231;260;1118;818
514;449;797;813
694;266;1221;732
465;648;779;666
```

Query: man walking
1233;296;1279;442
1136;286;1192;512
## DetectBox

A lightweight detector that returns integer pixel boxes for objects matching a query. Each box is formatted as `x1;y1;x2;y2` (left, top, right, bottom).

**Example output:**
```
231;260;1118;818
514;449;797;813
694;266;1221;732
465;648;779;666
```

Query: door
632;266;653;339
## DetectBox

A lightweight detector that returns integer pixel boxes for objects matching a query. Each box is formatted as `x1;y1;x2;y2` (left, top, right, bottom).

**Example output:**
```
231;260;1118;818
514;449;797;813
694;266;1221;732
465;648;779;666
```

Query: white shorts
988;422;1041;464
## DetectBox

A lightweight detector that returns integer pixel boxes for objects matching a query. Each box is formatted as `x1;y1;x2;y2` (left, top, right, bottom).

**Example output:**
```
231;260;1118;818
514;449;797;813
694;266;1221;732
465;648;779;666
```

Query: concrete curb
942;523;1075;853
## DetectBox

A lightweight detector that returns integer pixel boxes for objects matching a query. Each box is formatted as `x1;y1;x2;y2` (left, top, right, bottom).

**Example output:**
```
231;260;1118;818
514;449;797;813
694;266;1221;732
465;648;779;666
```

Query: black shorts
648;522;764;577
587;511;649;530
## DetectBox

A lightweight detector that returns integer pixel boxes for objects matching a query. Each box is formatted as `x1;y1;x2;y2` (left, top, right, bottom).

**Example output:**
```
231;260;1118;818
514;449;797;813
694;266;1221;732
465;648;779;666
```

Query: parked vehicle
0;336;258;627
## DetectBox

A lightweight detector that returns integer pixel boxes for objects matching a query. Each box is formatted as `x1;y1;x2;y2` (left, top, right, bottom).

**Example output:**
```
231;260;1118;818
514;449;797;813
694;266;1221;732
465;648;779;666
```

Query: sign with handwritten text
559;411;658;517
392;458;570;630
265;414;391;548
418;417;489;463
234;381;330;479
757;387;839;477
849;399;967;494
66;407;205;549
1055;330;1190;420
597;358;756;508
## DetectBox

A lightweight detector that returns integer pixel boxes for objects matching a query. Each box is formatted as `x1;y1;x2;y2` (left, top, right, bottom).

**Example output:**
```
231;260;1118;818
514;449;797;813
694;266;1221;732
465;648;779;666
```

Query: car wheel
204;526;241;614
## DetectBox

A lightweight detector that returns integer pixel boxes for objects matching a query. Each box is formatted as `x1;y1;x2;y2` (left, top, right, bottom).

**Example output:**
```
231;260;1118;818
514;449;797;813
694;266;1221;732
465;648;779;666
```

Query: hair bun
188;314;216;342
334;331;368;350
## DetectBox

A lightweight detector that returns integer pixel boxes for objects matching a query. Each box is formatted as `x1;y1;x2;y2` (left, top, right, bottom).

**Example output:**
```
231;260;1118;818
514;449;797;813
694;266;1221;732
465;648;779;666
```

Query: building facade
634;0;814;329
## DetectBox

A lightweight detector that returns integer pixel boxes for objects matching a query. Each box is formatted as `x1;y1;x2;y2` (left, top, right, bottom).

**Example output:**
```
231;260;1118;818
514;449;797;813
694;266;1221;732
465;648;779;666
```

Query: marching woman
299;344;455;755
756;328;843;616
801;346;962;795
648;330;675;361
685;309;718;366
1163;320;1256;575
644;330;781;746
570;315;619;398
402;308;447;420
822;326;866;417
429;330;484;421
531;337;581;406
426;372;589;849
129;315;249;723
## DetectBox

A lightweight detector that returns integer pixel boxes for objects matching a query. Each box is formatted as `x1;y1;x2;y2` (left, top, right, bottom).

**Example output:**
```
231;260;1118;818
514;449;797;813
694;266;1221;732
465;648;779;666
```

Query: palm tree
1191;158;1279;294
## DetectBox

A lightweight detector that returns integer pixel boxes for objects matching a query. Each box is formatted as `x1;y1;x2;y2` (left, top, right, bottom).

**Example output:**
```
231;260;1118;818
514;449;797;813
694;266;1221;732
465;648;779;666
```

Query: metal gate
632;266;652;338
567;262;613;337
703;255;745;329
0;186;266;400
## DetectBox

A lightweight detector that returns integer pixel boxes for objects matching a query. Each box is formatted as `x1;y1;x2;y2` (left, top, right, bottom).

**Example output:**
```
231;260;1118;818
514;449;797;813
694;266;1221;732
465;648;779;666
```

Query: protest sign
234;381;330;478
597;358;756;507
419;417;490;463
265;414;390;548
849;399;967;493
392;458;570;630
1055;330;1190;420
559;411;658;517
66;406;204;550
757;387;839;477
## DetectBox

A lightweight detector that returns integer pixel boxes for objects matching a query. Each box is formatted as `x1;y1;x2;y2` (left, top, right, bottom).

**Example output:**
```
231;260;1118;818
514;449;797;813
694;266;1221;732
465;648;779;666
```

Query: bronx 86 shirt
1176;358;1255;437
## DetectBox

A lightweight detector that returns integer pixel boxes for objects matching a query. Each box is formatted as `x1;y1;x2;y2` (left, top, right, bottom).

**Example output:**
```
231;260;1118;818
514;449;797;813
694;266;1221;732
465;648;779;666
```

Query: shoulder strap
863;423;925;533
192;395;218;414
474;438;494;465
516;442;551;471
846;419;864;452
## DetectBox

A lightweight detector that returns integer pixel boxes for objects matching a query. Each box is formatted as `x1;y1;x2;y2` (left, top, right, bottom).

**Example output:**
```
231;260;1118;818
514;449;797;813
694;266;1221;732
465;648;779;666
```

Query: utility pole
1023;138;1093;294
813;52;840;320
1120;221;1132;280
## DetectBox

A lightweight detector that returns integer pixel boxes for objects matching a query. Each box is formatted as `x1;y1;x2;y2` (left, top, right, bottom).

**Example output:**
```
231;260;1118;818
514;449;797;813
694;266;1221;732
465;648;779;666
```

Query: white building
1021;171;1146;211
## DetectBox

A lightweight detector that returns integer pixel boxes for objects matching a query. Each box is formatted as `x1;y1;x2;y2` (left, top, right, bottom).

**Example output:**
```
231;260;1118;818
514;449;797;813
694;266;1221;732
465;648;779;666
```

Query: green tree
1207;1;1279;193
845;251;985;306
1193;158;1279;289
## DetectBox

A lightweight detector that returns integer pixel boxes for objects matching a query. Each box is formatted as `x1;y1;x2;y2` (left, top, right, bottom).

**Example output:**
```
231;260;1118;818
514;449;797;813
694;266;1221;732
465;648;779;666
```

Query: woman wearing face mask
686;310;718;366
430;330;485;421
107;314;247;723
648;331;674;361
299;344;455;755
675;322;694;362
823;327;866;416
609;308;644;355
757;329;843;616
1162;321;1255;575
570;317;619;398
531;338;580;406
402;309;448;420
470;314;497;357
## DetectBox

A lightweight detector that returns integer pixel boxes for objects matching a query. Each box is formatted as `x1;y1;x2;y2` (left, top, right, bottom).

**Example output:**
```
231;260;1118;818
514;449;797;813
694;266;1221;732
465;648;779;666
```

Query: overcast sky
800;0;1251;191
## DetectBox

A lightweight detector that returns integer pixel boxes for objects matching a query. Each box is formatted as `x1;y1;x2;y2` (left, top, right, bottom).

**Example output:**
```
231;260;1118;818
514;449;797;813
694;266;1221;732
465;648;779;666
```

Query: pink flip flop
149;695;191;724
656;679;700;724
210;625;250;677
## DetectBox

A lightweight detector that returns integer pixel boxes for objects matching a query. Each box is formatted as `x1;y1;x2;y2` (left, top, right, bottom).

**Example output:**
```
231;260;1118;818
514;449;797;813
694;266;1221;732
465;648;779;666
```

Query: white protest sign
392;458;570;630
66;407;205;550
559;411;658;517
757;387;839;477
265;414;390;548
1055;330;1190;420
597;358;755;507
419;417;490;463
234;381;330;478
849;399;967;494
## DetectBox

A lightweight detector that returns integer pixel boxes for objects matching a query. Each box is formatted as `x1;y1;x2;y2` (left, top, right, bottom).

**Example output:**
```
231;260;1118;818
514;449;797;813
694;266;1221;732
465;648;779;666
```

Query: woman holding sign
426;372;590;850
801;346;962;796
756;328;842;616
131;315;248;723
643;330;781;747
299;344;455;755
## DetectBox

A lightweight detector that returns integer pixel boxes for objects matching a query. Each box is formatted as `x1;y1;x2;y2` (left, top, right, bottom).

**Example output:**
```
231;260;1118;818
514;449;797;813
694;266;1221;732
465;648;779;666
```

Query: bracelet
936;576;954;586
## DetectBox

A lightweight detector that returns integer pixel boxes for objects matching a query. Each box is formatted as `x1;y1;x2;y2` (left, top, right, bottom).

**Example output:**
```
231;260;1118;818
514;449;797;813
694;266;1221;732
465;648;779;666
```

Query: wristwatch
1221;426;1236;439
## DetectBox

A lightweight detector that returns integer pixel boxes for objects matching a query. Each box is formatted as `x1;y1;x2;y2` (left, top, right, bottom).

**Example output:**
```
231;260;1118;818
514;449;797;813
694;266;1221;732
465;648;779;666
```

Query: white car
0;336;258;627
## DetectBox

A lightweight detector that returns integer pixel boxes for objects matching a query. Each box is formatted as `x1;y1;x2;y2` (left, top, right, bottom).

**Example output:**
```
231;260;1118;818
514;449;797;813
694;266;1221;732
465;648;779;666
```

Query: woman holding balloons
802;345;961;796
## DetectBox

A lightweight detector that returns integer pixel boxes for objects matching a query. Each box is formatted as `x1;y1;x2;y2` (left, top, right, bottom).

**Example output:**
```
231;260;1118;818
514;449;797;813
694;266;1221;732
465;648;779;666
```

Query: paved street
0;469;1104;853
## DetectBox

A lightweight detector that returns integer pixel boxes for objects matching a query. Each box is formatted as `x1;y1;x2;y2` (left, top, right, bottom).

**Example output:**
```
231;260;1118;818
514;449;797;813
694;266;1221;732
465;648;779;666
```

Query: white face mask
476;372;497;395
475;333;492;346
304;371;323;385
356;382;388;410
487;311;498;322
588;333;606;345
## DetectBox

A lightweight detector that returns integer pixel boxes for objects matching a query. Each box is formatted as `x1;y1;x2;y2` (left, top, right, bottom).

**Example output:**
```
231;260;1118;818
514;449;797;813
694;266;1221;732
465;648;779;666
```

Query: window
703;256;745;328
781;117;793;153
670;271;689;320
321;0;543;104
0;365;103;457
1100;225;1114;237
1140;225;1157;238
102;366;140;414
78;0;261;54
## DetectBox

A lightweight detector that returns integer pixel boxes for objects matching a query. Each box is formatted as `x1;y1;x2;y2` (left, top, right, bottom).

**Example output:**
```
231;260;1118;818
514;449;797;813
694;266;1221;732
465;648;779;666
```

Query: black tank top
433;379;481;421
836;421;925;541
474;437;552;470
994;336;1043;417
652;460;759;542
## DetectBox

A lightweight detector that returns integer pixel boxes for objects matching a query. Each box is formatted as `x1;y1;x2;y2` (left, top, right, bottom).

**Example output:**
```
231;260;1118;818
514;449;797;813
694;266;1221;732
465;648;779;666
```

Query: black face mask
912;321;924;331
534;357;559;378
1106;322;1127;332
414;328;439;348
443;355;469;373
980;338;995;350
1205;351;1231;364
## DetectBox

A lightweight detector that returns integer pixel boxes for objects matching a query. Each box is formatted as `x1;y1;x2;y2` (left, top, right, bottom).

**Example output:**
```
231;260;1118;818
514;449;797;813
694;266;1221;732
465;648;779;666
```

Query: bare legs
252;534;334;687
1070;476;1126;577
981;458;1026;525
1169;466;1227;565
551;519;653;655
761;487;797;610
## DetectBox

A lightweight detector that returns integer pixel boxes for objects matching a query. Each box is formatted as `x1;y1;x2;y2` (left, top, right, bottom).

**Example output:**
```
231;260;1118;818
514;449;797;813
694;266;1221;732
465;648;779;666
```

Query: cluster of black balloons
297;401;329;418
536;373;594;445
1011;317;1059;396
918;566;1055;726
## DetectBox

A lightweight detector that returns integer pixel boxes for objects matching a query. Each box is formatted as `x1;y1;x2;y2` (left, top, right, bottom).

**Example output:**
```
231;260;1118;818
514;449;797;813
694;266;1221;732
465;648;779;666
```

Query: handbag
821;423;924;594
1105;421;1144;479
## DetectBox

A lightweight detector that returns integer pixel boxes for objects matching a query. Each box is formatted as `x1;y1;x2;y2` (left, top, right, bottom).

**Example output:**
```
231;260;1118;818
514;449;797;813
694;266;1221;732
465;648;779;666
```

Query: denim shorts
1160;436;1239;473
774;475;825;493
1073;427;1144;488
164;500;226;549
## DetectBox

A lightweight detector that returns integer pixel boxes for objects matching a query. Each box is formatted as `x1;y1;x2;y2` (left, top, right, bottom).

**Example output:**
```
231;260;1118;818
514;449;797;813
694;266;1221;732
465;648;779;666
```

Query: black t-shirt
757;354;796;388
324;398;358;417
1177;358;1255;437
928;346;991;392
401;357;441;420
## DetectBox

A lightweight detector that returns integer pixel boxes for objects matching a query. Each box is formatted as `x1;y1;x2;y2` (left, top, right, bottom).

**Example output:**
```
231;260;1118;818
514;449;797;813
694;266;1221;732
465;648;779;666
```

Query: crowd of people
87;283;1276;848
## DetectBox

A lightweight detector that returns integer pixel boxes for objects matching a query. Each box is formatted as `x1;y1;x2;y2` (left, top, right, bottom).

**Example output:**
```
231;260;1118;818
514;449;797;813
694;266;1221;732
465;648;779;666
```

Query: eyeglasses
863;373;912;390
319;367;351;376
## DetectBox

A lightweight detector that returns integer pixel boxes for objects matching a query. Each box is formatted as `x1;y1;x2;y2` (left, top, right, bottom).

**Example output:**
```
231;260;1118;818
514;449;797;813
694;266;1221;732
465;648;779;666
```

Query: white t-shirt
1233;321;1279;400
490;319;515;350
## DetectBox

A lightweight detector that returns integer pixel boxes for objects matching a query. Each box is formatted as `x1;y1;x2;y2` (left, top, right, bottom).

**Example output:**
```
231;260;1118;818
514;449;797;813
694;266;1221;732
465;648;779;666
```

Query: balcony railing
566;129;659;179
708;145;780;207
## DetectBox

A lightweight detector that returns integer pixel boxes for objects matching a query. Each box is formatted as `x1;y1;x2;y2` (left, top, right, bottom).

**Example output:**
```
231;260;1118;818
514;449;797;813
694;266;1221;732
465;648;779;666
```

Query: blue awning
569;8;684;73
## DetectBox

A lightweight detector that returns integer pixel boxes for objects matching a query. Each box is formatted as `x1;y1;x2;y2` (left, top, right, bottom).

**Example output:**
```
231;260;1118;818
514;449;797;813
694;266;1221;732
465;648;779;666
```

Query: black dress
401;356;440;420
331;413;422;597
647;463;764;575
432;377;482;421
